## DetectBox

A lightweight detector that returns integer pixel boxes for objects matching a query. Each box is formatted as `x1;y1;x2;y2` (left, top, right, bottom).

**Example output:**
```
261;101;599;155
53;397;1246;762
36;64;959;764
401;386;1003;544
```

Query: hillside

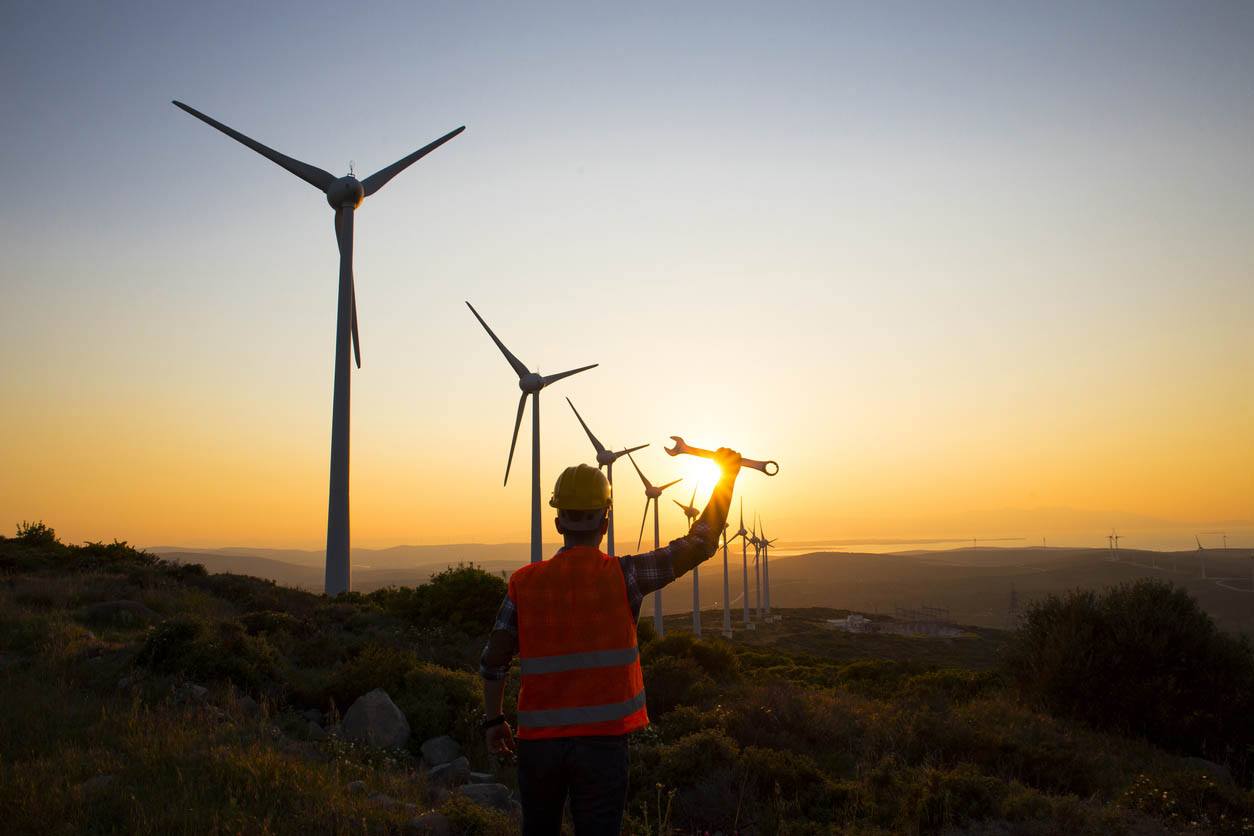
3;524;1253;834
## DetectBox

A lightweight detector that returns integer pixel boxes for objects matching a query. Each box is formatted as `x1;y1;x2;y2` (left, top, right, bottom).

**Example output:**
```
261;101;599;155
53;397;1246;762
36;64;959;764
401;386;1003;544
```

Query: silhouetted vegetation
1006;579;1254;779
3;523;1253;834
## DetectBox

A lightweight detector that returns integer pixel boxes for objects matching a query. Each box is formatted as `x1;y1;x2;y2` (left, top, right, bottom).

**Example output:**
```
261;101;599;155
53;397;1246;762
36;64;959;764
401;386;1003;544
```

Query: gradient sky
1;1;1251;549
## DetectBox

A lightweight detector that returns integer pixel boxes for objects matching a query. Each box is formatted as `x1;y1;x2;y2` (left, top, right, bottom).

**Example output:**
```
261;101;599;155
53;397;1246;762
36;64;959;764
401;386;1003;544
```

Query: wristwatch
480;713;507;731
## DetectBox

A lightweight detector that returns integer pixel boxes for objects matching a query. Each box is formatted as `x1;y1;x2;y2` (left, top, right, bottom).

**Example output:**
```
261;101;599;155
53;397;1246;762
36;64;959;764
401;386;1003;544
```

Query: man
479;448;742;835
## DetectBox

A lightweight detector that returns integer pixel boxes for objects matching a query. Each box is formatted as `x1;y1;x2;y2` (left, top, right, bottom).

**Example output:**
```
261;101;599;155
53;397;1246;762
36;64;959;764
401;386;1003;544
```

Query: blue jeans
517;735;630;835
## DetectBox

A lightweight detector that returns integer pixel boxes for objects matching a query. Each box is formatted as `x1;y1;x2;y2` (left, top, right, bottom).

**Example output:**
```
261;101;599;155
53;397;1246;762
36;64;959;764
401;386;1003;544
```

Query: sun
675;457;723;506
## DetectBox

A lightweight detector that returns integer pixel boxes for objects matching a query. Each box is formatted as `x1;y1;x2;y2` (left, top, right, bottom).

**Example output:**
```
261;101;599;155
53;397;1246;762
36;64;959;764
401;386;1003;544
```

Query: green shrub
643;656;715;716
396;663;481;748
1005;580;1254;775
16;521;58;547
137;618;281;693
370;564;506;636
327;643;418;709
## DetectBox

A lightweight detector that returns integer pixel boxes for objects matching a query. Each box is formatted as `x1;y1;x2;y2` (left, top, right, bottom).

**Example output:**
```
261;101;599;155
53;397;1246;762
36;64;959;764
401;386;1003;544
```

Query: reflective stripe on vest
518;646;640;676
517;688;647;728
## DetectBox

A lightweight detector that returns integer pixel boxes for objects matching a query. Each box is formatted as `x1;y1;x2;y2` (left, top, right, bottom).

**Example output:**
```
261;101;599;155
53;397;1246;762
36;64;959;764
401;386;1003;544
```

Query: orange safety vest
510;545;649;740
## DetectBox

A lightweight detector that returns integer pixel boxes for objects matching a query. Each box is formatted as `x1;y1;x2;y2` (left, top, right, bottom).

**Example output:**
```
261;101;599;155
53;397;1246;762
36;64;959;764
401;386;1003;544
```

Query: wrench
664;436;779;476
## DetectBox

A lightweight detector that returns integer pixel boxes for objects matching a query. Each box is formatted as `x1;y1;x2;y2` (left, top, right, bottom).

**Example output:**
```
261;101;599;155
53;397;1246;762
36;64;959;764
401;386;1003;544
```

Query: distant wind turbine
726;499;752;629
627;452;682;636
171;101;463;596
1197;535;1207;580
565;398;647;556
720;523;733;638
760;515;778;620
466;303;597;563
674;486;701;635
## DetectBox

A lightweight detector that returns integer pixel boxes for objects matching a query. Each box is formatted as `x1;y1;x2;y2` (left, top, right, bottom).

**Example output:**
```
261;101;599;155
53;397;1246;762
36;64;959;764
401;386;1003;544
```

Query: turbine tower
722;526;732;636
466;303;598;563
674;486;701;635
749;521;762;621
1197;535;1207;580
627;452;682;636
171;101;463;596
565;398;647;556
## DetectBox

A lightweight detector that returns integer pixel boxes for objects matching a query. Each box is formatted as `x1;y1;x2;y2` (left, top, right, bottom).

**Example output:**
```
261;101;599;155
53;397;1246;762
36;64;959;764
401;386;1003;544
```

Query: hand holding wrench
664;436;779;476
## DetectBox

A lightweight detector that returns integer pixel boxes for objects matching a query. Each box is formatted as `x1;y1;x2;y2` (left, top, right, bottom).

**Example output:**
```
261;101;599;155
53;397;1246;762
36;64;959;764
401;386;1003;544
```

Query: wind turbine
466;303;598;563
627;452;682;636
1197;535;1208;580
720;523;733;638
726;499;752;629
171;101;463;596
673;486;701;635
565;398;648;556
748;521;762;621
760;515;778;621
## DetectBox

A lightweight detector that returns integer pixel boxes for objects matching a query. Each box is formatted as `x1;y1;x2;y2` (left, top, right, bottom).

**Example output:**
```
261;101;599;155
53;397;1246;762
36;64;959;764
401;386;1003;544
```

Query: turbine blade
172;101;335;192
541;364;598;387
504;392;527;486
466;302;530;378
361;126;466;197
637;499;650;551
626;451;653;490
689;485;697;506
350;275;362;369
658;478;683;492
615;443;649;459
739;497;744;530
565;398;606;454
673;499;685;511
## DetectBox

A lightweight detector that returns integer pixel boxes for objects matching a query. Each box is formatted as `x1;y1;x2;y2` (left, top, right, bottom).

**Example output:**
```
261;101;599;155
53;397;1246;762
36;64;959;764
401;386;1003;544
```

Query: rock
467;771;495;784
457;782;513;812
116;672;144;691
325;723;343;738
301;709;323;723
280;740;327;763
427;756;470;786
306;721;327;741
81;600;156;626
419;735;461;766
342;689;410;749
346;779;367;795
1181;756;1233;785
368;792;398;809
406;812;451;836
78;774;117;796
236;695;260;716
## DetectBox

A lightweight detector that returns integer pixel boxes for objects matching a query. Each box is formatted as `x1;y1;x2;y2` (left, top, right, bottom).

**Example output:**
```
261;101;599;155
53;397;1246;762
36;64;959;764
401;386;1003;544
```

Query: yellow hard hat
549;464;611;511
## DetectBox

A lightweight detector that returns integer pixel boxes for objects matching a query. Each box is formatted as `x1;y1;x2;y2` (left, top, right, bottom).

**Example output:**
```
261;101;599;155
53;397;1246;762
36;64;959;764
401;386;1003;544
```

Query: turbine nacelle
596;448;618;467
326;176;365;209
519;372;544;393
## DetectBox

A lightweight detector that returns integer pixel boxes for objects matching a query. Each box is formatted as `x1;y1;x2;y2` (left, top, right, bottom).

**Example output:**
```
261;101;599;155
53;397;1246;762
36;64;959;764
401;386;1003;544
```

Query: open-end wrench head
664;435;688;457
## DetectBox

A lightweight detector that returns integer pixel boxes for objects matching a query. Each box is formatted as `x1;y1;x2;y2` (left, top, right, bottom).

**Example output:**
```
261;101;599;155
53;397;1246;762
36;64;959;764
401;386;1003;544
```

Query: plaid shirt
479;520;716;681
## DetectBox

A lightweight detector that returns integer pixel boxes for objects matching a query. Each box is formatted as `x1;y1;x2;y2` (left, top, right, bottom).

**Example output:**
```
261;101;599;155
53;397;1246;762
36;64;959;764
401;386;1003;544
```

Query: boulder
419;735;461;766
175;683;208;703
346;779;367;795
236;695;261;716
406;812;451;836
81;600;156;626
457;782;513;813
306;721;327;741
343;689;410;749
301;709;323;723
427;756;470;786
467;771;495;784
367;792;398;809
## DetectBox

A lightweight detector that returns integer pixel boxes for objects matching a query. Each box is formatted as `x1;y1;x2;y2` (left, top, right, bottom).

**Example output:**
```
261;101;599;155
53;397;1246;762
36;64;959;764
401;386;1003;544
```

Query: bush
327;643;418;709
137;618;281;693
16;521;58;547
395;663;481;746
1005;580;1254;774
643;656;715;716
370;564;506;635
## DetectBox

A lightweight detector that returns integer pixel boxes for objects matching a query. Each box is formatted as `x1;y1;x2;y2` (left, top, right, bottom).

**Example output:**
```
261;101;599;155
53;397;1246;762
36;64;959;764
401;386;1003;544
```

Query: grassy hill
3;523;1253;834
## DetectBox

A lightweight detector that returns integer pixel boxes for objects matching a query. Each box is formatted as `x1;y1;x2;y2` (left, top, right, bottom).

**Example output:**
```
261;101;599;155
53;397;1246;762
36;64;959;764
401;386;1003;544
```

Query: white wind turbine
565;398;647;556
759;515;779;622
466;303;598;563
749;521;763;621
725;499;752;629
627;452;682;636
171;101;463;596
673;486;701;635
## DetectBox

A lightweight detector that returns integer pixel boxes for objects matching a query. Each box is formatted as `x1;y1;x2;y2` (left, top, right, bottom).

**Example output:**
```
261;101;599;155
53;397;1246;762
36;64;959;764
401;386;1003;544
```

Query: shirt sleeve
479;592;518;681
